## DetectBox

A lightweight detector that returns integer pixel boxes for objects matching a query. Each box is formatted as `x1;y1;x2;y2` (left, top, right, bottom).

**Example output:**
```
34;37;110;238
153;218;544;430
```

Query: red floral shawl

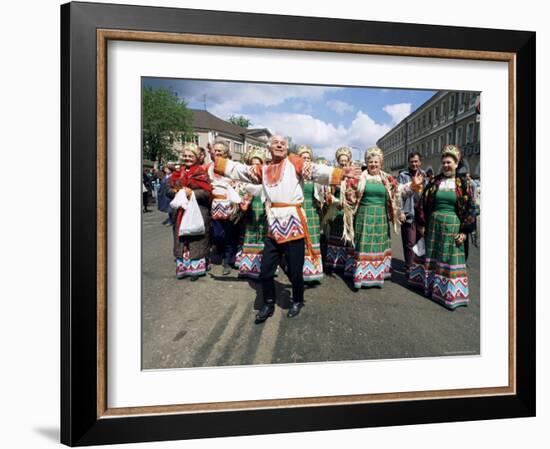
170;164;212;193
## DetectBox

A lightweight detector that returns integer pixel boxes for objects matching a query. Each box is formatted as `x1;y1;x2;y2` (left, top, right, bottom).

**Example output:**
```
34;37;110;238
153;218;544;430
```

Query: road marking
252;308;282;365
200;300;250;367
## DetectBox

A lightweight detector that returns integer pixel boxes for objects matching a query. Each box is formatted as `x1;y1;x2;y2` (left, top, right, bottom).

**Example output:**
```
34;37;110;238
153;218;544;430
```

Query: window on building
432;138;437;155
469;93;477;109
441;102;446;122
456;126;463;146
458;92;465;113
434;106;439;121
447;131;453;145
466;122;474;144
438;135;444;152
450;94;455;112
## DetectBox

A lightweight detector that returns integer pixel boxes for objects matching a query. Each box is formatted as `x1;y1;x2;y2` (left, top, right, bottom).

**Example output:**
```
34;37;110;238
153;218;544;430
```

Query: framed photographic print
61;1;535;446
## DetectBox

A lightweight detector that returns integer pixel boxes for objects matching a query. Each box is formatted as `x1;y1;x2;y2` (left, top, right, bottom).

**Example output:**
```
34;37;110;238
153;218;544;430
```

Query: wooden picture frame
61;1;535;445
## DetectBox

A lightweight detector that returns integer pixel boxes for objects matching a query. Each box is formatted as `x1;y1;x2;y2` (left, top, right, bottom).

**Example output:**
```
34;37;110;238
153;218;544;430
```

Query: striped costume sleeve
310;163;343;186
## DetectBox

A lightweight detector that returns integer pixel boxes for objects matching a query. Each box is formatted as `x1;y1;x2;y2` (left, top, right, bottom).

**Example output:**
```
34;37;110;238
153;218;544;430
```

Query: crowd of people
147;135;479;324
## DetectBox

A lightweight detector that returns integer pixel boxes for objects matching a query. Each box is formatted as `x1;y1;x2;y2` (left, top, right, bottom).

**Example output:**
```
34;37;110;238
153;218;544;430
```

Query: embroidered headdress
441;144;461;162
364;146;384;162
335;146;352;163
244;148;265;165
296;145;313;159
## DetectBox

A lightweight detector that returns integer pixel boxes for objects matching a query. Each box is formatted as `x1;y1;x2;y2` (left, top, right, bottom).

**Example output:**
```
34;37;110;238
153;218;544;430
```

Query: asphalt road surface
142;208;480;369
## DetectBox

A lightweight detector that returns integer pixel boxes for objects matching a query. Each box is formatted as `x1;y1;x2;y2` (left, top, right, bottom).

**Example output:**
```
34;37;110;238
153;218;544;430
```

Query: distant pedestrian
158;164;174;225
397;152;426;273
142;169;152;213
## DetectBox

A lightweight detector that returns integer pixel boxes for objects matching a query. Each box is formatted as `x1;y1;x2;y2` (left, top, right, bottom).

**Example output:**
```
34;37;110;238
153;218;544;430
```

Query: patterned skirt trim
408;210;469;309
303;243;323;282
409;257;469;309
326;243;352;271
236;251;263;279
347;249;392;288
176;252;207;279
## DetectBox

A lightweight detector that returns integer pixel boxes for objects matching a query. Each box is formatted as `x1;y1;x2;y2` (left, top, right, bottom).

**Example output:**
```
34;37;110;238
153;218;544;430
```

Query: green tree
228;115;252;128
142;86;194;163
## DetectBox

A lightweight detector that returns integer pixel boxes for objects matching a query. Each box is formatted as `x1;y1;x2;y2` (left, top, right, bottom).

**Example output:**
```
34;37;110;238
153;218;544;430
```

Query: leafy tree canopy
142;86;194;163
228;115;252;128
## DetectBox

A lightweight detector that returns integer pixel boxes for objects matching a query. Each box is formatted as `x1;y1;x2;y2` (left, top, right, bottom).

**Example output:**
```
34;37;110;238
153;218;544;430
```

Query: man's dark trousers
260;237;305;305
401;220;421;269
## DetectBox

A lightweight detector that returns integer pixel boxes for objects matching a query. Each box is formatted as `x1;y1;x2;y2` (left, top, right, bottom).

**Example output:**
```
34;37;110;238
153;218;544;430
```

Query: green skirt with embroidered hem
408;209;469;309
303;182;323;282
348;203;392;288
236;195;266;279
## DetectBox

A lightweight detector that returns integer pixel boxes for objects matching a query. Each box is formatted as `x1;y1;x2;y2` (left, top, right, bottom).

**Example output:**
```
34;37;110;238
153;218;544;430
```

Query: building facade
377;91;480;177
172;109;271;162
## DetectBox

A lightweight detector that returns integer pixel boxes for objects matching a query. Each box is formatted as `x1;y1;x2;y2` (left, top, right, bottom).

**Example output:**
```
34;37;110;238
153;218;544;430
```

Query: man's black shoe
254;304;274;324
287;301;304;318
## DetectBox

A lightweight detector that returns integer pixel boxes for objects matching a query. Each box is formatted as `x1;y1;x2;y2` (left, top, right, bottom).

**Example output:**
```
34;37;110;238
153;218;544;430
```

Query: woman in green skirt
236;149;266;279
347;147;400;289
296;145;324;283
408;145;477;309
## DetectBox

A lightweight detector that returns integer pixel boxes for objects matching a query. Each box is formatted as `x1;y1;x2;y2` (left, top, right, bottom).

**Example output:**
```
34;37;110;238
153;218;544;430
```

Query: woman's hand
411;174;424;192
342;165;361;180
455;233;467;246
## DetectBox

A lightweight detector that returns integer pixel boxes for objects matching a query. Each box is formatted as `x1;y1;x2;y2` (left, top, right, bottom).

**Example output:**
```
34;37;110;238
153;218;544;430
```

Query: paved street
142;208;480;369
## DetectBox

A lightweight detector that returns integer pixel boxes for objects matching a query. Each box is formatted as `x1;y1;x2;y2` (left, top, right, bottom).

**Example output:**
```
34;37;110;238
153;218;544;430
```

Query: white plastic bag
226;184;243;204
413;237;426;257
170;190;205;237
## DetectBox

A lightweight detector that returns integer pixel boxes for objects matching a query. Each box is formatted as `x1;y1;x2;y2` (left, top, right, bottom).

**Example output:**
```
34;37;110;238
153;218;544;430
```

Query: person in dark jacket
158;163;174;225
397;152;426;273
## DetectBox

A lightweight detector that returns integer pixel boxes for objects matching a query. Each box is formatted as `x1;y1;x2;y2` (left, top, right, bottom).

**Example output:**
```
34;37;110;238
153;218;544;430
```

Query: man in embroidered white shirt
212;135;360;324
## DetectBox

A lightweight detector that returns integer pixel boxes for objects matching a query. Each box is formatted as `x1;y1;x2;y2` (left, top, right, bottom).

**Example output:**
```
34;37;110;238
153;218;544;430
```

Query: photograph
58;1;536;445
141;78;482;369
